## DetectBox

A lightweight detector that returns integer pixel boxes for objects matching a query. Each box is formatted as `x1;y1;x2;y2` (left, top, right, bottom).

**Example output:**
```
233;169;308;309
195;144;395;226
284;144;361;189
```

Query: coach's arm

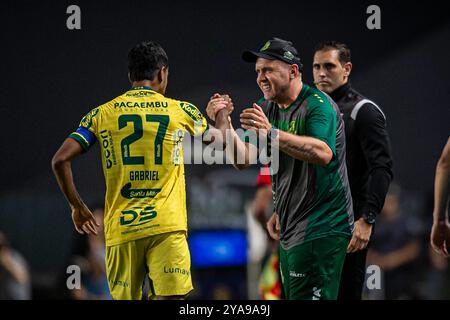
240;104;333;166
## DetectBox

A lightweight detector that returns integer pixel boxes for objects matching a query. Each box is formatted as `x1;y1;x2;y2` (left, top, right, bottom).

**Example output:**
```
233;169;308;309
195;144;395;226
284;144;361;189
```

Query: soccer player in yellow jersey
51;41;231;300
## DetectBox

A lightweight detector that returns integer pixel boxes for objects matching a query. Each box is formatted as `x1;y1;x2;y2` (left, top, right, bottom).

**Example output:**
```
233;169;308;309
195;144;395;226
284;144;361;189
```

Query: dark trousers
338;248;368;300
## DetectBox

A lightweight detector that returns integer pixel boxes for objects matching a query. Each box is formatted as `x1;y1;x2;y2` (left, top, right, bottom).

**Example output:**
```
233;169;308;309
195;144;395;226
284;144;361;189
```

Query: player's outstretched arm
202;93;232;150
431;137;450;257
51;138;99;235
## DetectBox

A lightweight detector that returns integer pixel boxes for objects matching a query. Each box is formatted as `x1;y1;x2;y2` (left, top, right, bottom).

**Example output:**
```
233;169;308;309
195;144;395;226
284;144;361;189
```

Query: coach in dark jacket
313;41;393;300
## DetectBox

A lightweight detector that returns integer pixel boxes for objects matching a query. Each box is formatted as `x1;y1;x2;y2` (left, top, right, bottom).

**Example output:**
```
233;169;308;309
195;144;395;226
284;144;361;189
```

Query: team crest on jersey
80;107;99;129
180;102;203;122
288;121;296;134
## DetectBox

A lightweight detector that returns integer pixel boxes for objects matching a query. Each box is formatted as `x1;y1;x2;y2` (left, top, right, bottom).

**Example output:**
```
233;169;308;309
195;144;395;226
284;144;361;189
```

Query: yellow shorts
105;231;193;300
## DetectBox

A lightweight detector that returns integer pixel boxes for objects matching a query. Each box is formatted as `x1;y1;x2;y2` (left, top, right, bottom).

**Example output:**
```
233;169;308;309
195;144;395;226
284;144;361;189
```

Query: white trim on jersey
350;99;386;121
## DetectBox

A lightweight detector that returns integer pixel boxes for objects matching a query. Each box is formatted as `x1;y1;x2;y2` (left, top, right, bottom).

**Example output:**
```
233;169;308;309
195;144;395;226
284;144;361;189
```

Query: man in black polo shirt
313;41;393;300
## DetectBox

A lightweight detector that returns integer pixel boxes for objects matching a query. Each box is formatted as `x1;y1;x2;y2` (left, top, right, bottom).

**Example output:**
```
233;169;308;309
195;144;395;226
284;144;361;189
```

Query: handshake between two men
206;93;272;134
205;93;281;241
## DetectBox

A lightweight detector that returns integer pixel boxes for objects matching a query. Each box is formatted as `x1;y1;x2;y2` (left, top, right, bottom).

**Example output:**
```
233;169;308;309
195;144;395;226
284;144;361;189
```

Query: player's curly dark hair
128;41;169;82
314;41;351;65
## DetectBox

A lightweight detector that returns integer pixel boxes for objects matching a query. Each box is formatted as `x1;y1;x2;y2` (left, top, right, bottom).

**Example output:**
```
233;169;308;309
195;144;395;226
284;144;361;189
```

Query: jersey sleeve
178;101;208;137
305;102;337;155
68;107;100;151
354;103;393;215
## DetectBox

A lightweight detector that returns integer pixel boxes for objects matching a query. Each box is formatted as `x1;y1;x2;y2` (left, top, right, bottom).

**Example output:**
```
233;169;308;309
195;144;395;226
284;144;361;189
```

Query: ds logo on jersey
120;206;157;227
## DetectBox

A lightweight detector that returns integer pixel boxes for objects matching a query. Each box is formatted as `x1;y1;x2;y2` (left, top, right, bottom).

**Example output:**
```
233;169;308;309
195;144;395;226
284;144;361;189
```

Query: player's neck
278;79;303;109
131;80;161;93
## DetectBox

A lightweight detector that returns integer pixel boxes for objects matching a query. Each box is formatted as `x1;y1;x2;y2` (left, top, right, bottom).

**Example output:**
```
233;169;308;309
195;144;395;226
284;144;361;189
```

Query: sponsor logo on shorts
289;270;306;278
112;280;130;288
312;287;322;300
164;266;190;276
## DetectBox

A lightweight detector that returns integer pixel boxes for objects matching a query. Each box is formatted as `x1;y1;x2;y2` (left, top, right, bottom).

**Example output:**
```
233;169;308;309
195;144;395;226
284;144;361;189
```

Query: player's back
70;86;207;246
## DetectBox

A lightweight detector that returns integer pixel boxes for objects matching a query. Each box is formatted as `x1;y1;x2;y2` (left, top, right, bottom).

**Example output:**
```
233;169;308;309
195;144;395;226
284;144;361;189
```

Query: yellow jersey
69;86;208;246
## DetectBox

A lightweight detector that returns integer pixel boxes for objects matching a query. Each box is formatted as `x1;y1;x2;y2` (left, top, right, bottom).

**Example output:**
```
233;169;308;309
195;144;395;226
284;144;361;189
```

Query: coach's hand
347;218;373;253
240;103;271;133
267;212;280;241
206;93;234;121
71;204;100;235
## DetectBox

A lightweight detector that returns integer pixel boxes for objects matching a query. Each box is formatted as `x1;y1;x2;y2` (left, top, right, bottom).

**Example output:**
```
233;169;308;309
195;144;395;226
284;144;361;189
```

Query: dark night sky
0;0;449;201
